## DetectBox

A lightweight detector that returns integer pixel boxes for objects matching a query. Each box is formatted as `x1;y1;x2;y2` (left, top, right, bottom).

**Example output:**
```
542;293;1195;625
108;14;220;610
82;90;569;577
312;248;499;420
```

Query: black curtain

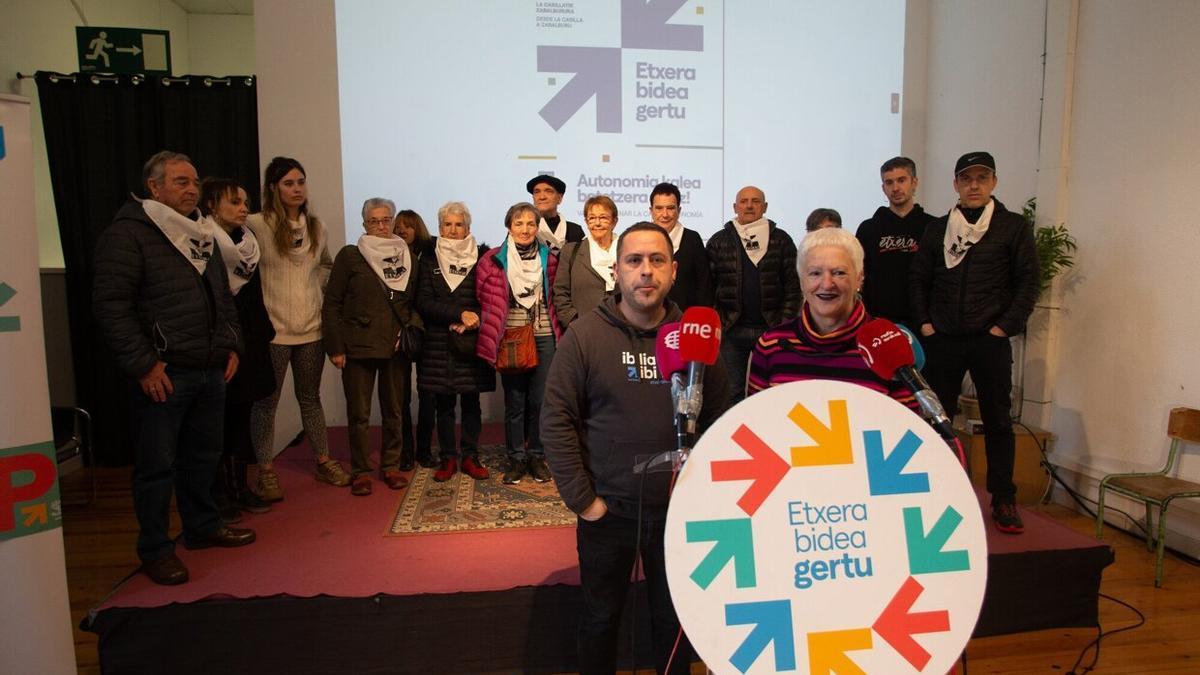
35;71;260;465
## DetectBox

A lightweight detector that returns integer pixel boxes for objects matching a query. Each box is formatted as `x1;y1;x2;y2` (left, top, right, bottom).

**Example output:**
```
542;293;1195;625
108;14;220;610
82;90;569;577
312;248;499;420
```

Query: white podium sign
666;381;987;674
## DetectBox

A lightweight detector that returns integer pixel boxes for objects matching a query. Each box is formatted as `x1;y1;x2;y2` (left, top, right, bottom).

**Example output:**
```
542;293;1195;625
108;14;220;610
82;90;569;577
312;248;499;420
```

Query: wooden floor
60;467;1200;674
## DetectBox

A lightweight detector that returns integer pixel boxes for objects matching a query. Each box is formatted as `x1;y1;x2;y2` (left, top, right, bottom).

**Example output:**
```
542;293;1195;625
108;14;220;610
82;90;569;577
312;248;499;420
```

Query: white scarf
357;234;411;291
141;199;213;274
435;234;479;292
732;217;770;266
505;236;543;310
666;222;685;253
587;235;616;292
944;200;995;269
287;215;311;260
209;217;260;295
536;216;568;255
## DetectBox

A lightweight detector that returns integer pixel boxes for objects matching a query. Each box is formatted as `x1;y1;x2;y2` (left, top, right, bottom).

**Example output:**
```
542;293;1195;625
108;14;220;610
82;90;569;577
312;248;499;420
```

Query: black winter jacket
322;245;421;360
415;246;496;395
226;271;276;404
909;199;1040;337
706;220;801;328
93;200;242;379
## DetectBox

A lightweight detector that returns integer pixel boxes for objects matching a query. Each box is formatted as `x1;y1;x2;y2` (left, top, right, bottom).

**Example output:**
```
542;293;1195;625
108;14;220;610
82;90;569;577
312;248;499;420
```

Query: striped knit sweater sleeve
747;302;919;413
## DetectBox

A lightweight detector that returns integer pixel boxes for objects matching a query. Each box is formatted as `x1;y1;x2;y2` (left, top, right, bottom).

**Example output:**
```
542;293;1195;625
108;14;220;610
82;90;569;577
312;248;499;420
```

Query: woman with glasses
552;195;619;331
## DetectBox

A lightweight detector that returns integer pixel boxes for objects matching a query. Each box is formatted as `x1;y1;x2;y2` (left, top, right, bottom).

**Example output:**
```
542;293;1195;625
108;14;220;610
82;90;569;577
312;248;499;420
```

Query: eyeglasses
586;215;613;224
365;218;392;227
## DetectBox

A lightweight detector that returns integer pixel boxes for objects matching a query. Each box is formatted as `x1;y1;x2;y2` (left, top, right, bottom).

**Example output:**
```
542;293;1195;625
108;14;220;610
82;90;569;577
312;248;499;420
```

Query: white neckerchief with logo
141;198;213;274
732;217;770;266
505;236;543;309
666;221;685;253
287;215;312;260
357;234;411;291
586;234;616;292
209;218;260;295
536;216;567;255
435;234;479;292
944;199;994;269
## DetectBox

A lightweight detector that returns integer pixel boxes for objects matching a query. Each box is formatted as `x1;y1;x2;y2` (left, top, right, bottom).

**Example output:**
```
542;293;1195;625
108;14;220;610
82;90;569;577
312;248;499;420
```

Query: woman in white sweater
247;156;349;499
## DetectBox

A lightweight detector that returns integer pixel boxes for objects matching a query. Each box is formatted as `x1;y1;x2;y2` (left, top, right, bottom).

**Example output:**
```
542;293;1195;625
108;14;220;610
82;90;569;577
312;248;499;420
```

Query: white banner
0;93;76;674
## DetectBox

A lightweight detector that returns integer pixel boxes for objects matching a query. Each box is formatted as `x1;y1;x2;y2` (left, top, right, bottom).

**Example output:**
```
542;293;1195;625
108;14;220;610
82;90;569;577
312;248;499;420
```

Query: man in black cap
856;156;936;327
526;174;584;256
910;151;1040;534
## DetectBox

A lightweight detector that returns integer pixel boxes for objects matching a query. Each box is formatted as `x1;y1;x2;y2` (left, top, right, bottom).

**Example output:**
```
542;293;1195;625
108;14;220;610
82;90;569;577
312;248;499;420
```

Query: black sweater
855;204;935;326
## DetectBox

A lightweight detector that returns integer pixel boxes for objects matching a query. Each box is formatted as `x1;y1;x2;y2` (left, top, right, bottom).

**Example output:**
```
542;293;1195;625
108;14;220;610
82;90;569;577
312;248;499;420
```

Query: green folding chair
1096;407;1200;587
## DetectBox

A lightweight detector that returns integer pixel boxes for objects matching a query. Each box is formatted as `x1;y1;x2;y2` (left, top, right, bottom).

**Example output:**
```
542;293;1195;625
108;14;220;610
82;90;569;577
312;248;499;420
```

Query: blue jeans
128;365;226;561
720;323;766;404
576;513;691;674
500;334;555;460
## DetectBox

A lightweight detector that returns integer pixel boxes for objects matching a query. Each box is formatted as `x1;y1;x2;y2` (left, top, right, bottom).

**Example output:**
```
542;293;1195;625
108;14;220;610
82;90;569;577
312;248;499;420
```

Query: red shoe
461;455;490;480
433;457;458;482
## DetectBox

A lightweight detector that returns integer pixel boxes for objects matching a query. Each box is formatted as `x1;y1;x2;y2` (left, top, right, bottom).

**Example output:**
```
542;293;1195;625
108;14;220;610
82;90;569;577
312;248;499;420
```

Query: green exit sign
76;27;171;75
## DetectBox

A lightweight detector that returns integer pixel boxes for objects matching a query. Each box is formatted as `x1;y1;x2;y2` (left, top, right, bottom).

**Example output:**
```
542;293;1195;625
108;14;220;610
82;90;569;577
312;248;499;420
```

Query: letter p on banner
0;441;62;540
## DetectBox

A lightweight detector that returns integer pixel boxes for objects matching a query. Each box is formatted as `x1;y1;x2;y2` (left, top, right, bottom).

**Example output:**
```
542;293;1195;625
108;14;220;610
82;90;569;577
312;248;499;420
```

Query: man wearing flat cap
910;151;1040;534
527;174;584;256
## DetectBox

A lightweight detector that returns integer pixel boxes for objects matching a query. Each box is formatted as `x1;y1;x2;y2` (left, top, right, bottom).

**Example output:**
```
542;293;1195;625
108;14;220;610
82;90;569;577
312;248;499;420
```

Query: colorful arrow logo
873;576;951;671
725;599;795;673
711;424;790;516
807;628;872;675
904;506;971;575
788;400;853;467
0;282;19;333
687;517;756;590
865;429;930;496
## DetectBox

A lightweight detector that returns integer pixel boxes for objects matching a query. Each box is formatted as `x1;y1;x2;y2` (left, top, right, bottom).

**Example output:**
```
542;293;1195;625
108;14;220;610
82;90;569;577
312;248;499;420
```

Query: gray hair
143;150;193;189
437;201;472;228
798;227;864;278
361;197;397;222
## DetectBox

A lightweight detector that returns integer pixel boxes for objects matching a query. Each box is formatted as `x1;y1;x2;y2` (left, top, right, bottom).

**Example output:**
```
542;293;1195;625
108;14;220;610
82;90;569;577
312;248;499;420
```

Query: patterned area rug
389;444;577;535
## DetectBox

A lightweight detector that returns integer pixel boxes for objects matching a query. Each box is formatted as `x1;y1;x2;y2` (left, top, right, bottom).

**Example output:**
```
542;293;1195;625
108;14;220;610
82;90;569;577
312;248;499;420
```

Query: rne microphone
655;322;689;456
856;318;954;441
678;306;722;442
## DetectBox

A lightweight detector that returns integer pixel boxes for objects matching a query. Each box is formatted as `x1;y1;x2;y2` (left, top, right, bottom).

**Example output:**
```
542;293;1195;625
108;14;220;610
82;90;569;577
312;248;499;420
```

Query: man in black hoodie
910;151;1040;535
856;156;936;327
542;222;729;675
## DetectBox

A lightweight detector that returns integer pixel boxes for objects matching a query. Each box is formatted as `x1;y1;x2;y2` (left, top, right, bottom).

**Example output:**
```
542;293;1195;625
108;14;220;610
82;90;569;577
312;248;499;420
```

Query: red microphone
856;318;956;444
679;306;722;366
655;322;686;380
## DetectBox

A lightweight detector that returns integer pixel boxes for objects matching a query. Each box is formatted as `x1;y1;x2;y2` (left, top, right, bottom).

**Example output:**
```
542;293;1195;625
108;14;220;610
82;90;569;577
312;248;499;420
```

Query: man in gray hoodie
542;222;730;675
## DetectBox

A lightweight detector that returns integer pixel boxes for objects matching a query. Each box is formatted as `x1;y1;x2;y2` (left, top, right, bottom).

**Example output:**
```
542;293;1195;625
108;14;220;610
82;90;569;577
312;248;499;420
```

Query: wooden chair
1096;407;1200;587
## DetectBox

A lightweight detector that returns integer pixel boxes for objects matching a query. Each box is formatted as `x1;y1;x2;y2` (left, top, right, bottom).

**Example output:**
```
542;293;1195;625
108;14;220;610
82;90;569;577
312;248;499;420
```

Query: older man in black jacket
94;151;255;585
910;151;1040;534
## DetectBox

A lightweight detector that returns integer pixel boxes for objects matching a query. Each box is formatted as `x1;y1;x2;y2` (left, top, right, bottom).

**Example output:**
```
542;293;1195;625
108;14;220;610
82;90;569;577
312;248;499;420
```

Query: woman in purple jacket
475;202;561;485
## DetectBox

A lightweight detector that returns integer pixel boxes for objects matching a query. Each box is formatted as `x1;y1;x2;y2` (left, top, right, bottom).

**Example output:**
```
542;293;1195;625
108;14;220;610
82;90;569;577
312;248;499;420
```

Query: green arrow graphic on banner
903;505;970;574
687;517;757;589
0;282;19;332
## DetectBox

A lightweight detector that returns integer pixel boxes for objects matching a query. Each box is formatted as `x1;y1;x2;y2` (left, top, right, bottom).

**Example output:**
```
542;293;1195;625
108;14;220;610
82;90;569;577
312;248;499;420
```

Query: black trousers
922;332;1017;504
576;513;691;675
433;392;481;459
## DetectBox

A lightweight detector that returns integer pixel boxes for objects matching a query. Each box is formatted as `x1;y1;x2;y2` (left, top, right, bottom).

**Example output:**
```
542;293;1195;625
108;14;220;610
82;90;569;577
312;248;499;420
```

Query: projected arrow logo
621;0;704;50
0;283;20;332
789;400;853;467
873;576;951;671
865;429;930;496
725;599;795;673
904;506;971;575
537;46;622;133
711;424;790;516
686;517;756;589
808;628;872;675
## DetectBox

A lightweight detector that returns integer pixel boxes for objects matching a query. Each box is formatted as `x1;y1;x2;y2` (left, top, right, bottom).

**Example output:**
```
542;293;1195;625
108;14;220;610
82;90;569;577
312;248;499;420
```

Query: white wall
188;13;255;75
1047;0;1200;550
0;0;191;269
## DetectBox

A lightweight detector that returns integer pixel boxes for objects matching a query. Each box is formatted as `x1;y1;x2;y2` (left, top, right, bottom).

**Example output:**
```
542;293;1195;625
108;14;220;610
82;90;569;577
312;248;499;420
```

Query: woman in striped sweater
747;227;918;411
